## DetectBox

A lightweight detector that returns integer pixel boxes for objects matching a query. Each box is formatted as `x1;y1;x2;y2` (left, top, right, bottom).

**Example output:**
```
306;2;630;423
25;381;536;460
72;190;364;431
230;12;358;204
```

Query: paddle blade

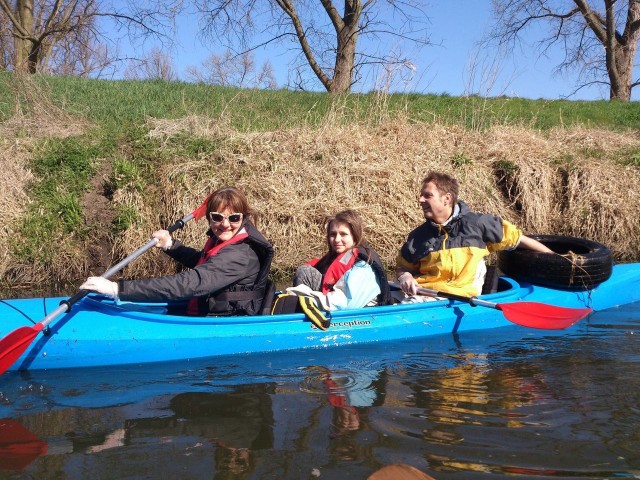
368;464;436;480
0;419;47;471
191;195;211;220
0;324;43;375
497;302;592;330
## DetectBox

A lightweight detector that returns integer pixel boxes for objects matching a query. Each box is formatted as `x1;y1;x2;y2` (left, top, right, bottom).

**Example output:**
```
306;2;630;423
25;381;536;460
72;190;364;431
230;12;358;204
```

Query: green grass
615;147;640;167
29;137;109;232
1;73;639;133
11;135;116;263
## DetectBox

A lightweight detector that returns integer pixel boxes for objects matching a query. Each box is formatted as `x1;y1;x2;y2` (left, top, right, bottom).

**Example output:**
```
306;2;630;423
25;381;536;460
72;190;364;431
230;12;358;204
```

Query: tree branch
0;0;31;38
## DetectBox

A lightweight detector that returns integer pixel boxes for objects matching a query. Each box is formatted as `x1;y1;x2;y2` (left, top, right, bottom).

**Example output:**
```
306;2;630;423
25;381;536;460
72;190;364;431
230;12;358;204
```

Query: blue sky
122;1;636;101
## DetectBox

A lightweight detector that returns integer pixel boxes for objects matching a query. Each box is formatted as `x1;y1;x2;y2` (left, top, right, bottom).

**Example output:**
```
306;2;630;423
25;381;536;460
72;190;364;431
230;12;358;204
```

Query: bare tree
124;47;177;81
490;0;640;101
195;0;430;93
50;37;116;77
256;61;278;90
40;11;118;77
0;0;183;75
0;10;13;69
186;49;277;89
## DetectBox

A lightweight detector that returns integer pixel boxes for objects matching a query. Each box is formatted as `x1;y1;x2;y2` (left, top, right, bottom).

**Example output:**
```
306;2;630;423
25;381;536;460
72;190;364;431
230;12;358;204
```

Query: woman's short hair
206;186;257;224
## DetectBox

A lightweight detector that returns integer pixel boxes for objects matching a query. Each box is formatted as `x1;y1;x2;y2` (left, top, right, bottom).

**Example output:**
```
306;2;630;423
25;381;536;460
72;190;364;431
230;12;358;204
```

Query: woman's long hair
315;209;365;274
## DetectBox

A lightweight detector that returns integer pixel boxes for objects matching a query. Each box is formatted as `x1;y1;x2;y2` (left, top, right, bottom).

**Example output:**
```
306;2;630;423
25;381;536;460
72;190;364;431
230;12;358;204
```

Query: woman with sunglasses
80;187;274;316
287;209;390;311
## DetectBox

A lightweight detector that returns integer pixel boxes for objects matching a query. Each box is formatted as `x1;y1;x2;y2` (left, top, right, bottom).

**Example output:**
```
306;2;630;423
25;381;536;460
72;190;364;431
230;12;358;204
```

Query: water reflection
299;366;387;463
0;419;47;471
123;385;275;479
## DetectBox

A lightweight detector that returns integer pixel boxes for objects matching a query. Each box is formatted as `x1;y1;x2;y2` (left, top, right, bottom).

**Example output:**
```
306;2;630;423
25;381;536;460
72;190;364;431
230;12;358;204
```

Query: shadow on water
0;303;639;479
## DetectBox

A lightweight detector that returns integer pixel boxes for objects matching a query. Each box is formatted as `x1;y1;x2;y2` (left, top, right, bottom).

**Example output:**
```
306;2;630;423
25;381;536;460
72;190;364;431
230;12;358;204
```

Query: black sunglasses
209;212;243;224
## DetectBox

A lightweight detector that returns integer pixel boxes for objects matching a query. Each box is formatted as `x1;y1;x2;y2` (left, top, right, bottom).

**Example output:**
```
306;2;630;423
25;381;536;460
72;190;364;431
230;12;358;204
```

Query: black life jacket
193;221;274;316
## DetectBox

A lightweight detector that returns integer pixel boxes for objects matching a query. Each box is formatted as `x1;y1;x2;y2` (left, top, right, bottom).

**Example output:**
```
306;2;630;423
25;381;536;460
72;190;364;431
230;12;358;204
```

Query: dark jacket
118;222;273;316
357;242;391;306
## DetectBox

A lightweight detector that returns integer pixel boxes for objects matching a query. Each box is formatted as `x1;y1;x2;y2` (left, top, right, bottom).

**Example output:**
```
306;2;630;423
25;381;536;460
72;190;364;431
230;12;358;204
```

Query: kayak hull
1;263;639;371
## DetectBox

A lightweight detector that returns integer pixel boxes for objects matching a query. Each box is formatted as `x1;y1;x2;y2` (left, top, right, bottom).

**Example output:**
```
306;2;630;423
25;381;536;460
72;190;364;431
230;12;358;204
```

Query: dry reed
112;115;640;282
0;140;33;280
2;108;640;294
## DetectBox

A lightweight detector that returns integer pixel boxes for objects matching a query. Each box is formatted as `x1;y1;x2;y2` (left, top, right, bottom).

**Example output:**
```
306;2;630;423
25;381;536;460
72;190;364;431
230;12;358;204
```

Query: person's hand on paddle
398;271;420;296
80;277;119;298
152;230;173;250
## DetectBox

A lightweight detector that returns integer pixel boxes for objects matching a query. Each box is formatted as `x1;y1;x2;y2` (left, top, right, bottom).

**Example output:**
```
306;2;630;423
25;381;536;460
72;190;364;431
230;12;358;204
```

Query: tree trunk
13;0;35;73
328;0;361;94
605;0;640;101
609;46;633;100
330;20;358;93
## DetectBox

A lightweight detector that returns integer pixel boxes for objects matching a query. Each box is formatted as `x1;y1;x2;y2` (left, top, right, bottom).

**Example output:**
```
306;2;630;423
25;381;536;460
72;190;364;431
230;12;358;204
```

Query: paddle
0;419;48;471
391;282;592;330
0;198;210;375
420;286;591;329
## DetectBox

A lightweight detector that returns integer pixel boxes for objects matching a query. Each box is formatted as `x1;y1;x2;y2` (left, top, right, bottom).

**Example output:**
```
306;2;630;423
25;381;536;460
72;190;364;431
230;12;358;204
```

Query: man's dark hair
422;171;459;206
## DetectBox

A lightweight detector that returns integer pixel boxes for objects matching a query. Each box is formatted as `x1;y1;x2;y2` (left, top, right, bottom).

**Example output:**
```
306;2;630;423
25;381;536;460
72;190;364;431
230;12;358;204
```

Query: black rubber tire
496;234;613;291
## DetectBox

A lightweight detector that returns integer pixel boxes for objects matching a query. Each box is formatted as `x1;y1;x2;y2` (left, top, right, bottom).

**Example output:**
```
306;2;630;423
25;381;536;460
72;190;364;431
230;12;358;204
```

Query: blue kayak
1;263;639;371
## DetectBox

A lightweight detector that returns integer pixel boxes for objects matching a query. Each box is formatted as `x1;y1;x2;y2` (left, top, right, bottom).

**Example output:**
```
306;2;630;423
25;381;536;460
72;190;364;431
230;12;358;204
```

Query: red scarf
324;377;358;413
307;248;358;294
186;228;249;315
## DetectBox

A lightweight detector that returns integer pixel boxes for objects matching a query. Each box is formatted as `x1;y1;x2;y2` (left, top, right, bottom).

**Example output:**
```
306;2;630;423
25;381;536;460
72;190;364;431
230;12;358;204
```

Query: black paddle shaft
416;287;497;309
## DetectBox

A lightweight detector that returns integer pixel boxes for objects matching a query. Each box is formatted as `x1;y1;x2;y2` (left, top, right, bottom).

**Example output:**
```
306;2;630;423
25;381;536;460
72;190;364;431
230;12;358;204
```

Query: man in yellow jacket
397;171;553;299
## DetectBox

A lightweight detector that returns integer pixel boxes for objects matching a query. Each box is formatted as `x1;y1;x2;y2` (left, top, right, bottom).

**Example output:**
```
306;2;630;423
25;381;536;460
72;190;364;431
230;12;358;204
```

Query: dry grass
111;116;640;282
2;105;639;295
0;74;89;294
0;74;87;138
0;139;33;280
0;147;92;292
563;161;640;250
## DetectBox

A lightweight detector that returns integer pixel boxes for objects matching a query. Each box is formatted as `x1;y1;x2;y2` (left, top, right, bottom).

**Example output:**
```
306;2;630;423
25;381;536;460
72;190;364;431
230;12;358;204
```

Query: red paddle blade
0;324;43;375
191;195;211;220
0;419;48;471
497;302;592;330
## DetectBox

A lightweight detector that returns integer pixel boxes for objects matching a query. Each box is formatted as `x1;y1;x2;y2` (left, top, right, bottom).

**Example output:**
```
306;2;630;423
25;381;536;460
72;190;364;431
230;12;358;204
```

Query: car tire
496;235;613;290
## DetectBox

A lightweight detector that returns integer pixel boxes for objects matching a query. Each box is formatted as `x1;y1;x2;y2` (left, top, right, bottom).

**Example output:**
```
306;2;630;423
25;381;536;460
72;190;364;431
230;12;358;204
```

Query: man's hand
398;271;420;296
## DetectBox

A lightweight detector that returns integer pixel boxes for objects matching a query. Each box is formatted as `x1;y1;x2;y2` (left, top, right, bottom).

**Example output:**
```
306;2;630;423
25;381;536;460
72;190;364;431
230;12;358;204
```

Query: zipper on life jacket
438;224;449;250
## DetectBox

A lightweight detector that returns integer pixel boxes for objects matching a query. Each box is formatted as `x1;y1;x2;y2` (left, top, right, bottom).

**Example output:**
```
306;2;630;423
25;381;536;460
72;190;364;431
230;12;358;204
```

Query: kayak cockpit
78;274;523;324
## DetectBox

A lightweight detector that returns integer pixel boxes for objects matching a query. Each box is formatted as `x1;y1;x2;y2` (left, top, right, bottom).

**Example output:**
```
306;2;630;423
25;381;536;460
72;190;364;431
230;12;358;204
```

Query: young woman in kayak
80;186;273;316
286;209;390;310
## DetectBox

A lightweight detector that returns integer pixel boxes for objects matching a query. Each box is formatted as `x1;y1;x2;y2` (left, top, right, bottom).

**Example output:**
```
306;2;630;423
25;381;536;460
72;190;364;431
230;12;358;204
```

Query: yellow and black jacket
397;201;522;297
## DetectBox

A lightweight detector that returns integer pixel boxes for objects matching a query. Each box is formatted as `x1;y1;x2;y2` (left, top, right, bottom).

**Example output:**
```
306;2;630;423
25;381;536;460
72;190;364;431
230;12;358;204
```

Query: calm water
1;303;639;480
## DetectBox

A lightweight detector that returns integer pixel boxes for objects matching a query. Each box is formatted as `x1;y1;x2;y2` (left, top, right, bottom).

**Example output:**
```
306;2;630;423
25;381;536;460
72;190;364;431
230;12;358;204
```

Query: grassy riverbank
2;73;640;131
1;73;639;296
